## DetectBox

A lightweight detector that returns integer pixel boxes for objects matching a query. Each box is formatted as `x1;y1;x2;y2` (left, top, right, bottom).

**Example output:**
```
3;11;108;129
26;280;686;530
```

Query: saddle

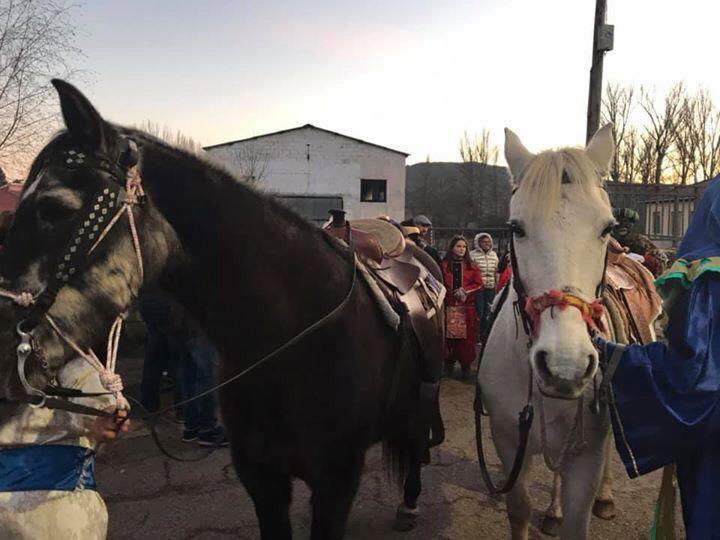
324;217;446;375
603;238;662;344
324;216;447;454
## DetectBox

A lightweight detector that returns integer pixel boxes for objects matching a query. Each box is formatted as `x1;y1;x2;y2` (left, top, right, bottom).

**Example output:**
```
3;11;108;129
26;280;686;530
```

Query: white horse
478;125;618;539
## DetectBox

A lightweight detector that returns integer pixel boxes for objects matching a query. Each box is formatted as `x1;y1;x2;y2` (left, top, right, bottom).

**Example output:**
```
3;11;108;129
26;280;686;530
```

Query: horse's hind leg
235;461;292;540
394;450;422;532
592;436;616;520
309;452;364;540
541;473;563;536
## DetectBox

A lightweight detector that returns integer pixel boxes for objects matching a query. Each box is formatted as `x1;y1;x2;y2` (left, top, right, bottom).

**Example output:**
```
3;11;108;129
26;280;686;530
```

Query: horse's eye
600;222;616;238
36;199;75;224
509;221;526;238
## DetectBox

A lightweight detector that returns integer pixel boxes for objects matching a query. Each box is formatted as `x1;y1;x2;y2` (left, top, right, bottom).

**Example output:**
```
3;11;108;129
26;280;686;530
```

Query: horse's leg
592;436;616;520
495;433;535;540
541;472;563;536
558;446;605;540
309;452;364;540
394;446;422;532
235;460;293;540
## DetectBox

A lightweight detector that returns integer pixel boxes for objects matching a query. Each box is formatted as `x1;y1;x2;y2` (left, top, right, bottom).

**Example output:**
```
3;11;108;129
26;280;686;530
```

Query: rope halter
524;289;606;338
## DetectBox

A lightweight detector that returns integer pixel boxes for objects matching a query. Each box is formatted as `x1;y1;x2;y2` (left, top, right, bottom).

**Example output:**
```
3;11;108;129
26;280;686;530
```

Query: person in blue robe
597;175;720;539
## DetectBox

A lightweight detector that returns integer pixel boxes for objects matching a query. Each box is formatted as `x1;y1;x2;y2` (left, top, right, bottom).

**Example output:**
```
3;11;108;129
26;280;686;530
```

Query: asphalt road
98;359;682;539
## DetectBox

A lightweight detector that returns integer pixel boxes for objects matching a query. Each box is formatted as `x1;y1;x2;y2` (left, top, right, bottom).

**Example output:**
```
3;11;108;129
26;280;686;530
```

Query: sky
67;0;720;165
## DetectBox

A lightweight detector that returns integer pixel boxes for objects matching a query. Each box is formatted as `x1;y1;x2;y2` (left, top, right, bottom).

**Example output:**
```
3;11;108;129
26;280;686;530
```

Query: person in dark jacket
412;214;442;267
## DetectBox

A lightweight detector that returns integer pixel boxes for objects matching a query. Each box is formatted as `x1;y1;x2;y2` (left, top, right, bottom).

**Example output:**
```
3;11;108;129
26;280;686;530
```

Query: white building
204;124;408;224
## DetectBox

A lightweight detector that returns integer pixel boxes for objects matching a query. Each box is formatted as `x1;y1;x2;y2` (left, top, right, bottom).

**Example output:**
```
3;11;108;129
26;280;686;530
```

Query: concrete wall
206;127;406;221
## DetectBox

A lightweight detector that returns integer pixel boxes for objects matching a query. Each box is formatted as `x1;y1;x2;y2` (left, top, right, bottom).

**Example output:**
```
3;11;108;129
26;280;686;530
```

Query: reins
138;228;358;461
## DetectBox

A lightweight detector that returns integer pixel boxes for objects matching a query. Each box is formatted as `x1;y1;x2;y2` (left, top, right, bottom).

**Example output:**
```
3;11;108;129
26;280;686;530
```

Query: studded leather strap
24;183;125;329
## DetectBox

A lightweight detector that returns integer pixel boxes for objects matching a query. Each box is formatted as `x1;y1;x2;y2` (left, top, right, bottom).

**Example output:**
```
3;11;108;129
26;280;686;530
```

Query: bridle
508;226;608;345
0;140;145;418
475;195;611;495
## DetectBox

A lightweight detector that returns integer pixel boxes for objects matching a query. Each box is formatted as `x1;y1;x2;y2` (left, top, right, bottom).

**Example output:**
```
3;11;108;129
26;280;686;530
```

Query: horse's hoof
393;503;419;532
592;498;616;520
540;515;562;536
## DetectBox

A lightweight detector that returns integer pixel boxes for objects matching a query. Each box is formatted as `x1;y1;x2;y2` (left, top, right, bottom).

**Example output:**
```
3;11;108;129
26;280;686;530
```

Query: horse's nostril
535;350;552;379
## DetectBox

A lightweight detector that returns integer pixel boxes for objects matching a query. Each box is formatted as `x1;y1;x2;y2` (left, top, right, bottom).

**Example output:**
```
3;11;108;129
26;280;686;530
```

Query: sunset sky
71;0;720;164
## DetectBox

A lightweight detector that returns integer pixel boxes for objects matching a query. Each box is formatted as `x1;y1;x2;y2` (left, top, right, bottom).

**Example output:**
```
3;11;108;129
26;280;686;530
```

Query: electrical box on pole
597;24;614;52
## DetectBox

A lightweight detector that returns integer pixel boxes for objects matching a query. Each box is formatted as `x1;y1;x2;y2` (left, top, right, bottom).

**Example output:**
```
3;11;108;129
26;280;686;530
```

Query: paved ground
98;357;682;539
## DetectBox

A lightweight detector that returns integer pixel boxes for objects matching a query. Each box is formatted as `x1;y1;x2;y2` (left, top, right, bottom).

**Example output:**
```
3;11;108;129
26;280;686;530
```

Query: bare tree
617;126;639;183
0;0;80;177
601;83;635;182
459;129;498;165
669;93;699;185
640;84;684;184
636;131;657;185
693;88;720;182
456;128;500;225
137;120;204;154
232;144;271;185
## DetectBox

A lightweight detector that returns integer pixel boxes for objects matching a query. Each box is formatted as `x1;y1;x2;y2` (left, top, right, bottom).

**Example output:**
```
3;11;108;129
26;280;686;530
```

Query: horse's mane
512;147;609;219
25;126;321;239
123;127;323;236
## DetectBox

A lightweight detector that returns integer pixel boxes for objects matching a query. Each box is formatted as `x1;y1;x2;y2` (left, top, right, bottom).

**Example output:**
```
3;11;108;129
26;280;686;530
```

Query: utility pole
586;0;614;143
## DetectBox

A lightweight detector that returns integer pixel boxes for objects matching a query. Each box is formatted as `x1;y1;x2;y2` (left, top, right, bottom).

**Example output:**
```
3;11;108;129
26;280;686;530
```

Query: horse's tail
382;437;413;487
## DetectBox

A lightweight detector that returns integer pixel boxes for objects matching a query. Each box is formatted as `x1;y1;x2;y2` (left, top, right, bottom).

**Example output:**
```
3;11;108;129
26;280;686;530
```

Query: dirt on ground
99;358;683;539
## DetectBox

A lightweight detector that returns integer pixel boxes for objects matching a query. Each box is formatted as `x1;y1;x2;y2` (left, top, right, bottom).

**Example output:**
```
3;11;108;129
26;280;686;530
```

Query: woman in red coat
441;235;483;379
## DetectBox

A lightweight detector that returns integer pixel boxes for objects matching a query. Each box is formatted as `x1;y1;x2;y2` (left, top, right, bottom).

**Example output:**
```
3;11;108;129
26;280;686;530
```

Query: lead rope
0;165;145;411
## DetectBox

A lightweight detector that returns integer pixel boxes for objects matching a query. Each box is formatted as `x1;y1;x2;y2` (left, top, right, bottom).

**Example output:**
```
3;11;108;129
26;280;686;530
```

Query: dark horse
0;80;444;539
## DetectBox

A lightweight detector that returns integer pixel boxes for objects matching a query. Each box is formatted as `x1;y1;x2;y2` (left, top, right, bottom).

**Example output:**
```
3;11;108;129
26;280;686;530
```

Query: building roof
203;124;410;157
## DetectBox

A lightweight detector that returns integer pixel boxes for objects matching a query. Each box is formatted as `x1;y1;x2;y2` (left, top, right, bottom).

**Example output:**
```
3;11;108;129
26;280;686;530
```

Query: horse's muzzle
533;349;597;399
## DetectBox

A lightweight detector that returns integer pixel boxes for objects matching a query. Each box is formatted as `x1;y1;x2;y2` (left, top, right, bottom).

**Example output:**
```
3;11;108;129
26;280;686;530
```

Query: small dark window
361;179;387;202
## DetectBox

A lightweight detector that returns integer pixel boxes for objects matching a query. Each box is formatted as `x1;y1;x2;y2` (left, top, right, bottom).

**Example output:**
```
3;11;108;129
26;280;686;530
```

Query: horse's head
505;125;615;399
0;80;177;403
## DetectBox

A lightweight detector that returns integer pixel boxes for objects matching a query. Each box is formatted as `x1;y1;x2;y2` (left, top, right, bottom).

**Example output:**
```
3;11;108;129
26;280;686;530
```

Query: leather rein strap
474;274;534;494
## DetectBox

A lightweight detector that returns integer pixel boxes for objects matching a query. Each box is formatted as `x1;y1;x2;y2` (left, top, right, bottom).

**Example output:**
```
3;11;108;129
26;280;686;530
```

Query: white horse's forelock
511;148;609;220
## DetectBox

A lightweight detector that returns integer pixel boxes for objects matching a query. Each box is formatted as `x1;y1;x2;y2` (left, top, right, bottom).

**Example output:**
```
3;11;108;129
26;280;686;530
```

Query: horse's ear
585;124;615;175
504;128;534;185
51;79;112;152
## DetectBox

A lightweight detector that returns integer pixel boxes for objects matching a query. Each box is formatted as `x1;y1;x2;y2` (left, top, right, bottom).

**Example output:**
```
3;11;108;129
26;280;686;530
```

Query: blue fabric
180;337;218;433
605;177;720;539
674;175;720;261
0;445;96;492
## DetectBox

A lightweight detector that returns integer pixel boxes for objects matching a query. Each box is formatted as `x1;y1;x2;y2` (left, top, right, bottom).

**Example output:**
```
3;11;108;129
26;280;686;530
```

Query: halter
525;289;607;338
0;141;145;416
508;230;608;344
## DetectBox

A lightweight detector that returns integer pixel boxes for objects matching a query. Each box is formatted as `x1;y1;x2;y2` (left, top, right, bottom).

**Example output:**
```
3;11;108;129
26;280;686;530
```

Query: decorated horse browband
23;140;142;329
524;289;606;338
55;138;139;184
